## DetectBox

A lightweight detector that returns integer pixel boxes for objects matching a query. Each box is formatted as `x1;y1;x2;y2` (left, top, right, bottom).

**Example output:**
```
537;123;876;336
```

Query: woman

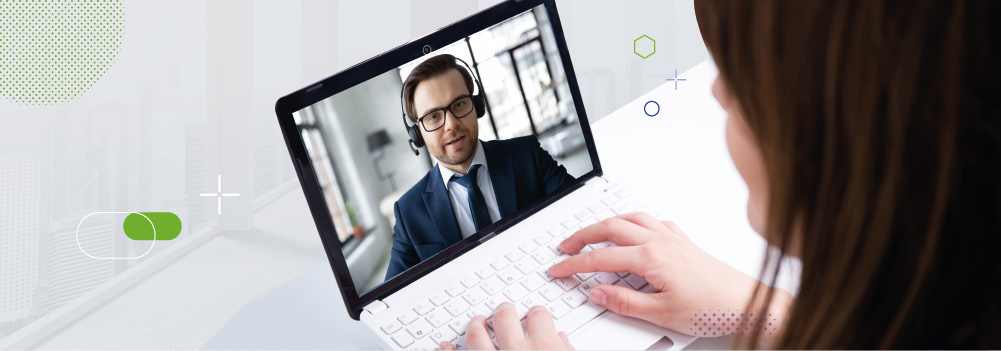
442;0;1000;349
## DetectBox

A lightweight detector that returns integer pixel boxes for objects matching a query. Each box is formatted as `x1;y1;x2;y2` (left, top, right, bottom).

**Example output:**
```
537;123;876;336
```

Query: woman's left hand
438;302;575;350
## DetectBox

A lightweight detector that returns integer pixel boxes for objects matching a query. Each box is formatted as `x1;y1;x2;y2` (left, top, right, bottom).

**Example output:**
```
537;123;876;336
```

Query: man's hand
438;303;574;350
547;212;792;335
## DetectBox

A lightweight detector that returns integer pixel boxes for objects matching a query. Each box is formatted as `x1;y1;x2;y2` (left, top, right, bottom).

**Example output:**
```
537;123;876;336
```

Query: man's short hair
402;54;475;124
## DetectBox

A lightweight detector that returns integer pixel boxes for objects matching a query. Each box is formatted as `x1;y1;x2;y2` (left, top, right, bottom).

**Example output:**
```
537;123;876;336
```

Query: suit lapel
423;165;463;246
482;140;517;217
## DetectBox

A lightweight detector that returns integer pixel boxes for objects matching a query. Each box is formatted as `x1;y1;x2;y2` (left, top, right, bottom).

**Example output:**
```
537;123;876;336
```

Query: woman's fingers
548;246;643;278
524;305;559;344
439;341;456;350
463;316;497;351
491;303;526;349
559;217;652;254
589;284;665;322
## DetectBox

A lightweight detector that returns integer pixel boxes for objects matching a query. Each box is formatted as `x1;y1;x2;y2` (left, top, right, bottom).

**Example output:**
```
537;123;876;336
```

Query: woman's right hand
546;212;792;335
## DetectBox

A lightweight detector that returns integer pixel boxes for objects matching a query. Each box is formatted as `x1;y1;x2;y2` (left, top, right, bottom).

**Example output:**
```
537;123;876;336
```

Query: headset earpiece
408;123;425;149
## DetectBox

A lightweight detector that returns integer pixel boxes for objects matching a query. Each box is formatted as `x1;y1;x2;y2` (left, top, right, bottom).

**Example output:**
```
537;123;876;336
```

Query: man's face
414;68;479;168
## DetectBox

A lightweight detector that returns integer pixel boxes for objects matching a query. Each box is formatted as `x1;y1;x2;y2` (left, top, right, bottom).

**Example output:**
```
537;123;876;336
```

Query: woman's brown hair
695;1;1000;348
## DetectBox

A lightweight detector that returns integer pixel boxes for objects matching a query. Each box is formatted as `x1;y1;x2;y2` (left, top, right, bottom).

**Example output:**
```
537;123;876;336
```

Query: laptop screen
292;3;594;296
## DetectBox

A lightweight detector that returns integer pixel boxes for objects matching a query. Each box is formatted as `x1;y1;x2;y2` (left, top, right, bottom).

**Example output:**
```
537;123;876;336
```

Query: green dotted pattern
1;0;123;105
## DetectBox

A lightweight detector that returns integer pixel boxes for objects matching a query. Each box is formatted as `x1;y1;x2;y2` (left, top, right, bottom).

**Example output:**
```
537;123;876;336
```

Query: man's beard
430;133;475;166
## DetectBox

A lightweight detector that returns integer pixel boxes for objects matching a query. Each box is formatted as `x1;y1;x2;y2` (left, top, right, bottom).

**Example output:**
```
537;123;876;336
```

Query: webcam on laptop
422;45;432;55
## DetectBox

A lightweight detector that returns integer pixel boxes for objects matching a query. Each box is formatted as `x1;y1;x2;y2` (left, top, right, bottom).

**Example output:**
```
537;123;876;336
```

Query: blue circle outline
644;100;660;117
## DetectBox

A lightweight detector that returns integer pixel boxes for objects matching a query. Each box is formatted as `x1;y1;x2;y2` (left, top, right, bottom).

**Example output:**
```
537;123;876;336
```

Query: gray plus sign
666;69;687;90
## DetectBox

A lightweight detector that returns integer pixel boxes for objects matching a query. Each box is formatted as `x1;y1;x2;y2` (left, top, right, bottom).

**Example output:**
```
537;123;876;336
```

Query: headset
401;54;486;156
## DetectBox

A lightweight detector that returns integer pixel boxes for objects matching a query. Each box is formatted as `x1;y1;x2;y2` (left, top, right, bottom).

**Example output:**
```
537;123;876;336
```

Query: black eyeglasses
417;95;474;132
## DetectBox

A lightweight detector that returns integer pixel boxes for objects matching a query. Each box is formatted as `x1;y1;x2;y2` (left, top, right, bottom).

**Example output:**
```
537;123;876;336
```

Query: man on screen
385;54;575;280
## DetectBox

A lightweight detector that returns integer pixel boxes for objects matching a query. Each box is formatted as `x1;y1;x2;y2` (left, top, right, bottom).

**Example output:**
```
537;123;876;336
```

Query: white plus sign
200;174;240;215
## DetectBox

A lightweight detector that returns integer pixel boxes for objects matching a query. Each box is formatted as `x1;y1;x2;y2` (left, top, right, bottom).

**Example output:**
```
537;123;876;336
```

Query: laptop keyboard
381;187;657;350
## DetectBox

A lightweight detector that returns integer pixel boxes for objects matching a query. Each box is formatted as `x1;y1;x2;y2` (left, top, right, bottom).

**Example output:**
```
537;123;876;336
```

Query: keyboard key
578;278;598;295
595;210;615;221
406;338;435;351
575;272;596;281
504;251;524;262
538;283;564;302
485;296;509;311
515;303;530;320
531;250;556;264
561;290;589;308
497;267;523;285
579;246;593;255
580;217;599;227
553;254;571;263
547;227;565;237
514;259;538;275
520;274;546;291
398;312;418;325
503;284;529;302
382;321;403;334
555;276;582;291
546;301;572;319
594;272;620;285
452;335;468;350
425;310;452;328
533;234;551;245
625;275;649;289
467;304;493;319
614;189;632;199
460;276;480;289
519;242;537;254
574;211;592;221
547;241;563;255
406;319;434;339
414;303;434;316
461;288;488;306
431;328;458;344
537;269;556;282
561;218;579;229
615;272;631;278
430;292;449;307
588;241;612;249
443;299;471;317
392;332;415;347
520;292;545;309
445;284;465;297
588;203;606;213
475;267;496;279
640;284;655;293
480;279;505;295
490;259;510;271
612;202;637;215
601;196;619;206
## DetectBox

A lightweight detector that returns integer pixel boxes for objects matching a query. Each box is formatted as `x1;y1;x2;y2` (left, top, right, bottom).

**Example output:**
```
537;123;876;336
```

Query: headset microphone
400;54;486;157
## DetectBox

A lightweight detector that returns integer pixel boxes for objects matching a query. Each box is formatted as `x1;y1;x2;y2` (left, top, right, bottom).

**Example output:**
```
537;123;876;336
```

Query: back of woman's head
695;1;1001;348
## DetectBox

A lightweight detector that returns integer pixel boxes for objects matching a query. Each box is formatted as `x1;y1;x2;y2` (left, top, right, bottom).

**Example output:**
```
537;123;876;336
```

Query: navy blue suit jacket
385;135;576;281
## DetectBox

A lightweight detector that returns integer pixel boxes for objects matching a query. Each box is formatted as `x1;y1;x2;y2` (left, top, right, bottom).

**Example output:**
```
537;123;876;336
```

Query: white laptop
275;0;697;349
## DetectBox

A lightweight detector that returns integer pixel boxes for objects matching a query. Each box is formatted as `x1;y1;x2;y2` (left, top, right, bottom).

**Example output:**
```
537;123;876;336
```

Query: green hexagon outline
634;34;655;59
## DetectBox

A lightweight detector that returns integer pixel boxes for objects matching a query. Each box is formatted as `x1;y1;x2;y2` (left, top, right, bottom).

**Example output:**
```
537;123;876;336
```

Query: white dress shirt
438;140;502;239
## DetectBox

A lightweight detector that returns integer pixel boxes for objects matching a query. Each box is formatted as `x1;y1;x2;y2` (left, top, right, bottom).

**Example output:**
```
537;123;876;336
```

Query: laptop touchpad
568;313;669;350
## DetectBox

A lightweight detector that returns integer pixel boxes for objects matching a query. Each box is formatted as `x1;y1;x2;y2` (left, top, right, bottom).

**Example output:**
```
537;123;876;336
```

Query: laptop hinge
363;300;389;315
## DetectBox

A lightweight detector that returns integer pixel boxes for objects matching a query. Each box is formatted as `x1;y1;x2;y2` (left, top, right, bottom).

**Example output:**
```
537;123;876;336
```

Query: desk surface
202;60;800;350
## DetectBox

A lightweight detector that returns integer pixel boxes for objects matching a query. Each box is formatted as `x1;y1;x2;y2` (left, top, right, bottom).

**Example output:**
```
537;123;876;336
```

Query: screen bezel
274;0;602;320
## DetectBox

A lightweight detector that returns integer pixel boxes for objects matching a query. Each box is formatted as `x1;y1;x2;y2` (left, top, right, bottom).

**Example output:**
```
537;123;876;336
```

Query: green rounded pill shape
123;212;182;241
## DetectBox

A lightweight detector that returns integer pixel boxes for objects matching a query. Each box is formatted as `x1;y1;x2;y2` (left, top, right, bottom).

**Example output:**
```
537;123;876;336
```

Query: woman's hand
438;303;574;350
547;212;792;335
